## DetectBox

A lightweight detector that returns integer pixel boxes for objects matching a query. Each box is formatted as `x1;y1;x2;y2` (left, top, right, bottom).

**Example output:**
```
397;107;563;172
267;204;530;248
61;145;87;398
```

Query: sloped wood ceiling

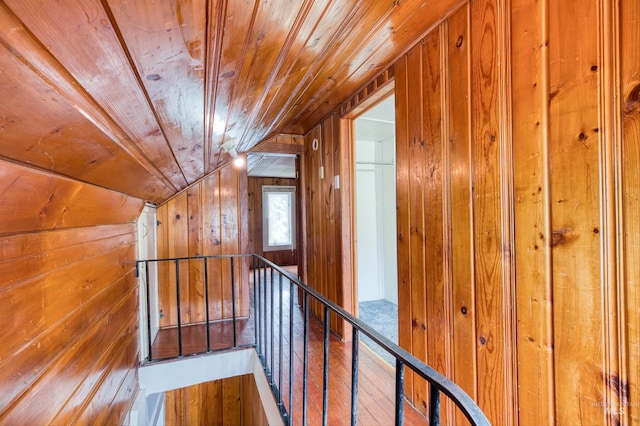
0;0;459;204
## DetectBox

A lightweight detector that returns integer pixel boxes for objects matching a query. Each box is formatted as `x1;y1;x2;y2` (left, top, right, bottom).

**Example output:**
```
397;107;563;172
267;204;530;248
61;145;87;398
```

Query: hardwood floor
149;318;255;360
150;266;428;425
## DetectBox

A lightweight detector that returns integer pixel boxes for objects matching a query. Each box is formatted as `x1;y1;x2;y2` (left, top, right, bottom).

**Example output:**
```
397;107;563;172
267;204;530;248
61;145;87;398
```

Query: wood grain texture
248;176;299;266
4;0;188;190
156;162;250;328
202;172;224;321
511;0;555;423
422;23;449;402
0;159;144;235
250;134;305;155
259;0;365;142
549;0;606;423
0;163;141;425
0;0;492;205
188;186;206;324
396;19;476;420
302;116;350;337
446;6;478;423
406;39;428;416
338;117;355;333
204;0;256;167
0;0;636;424
621;0;640;423
290;0;463;134
394;53;414;401
601;1;632;425
327;1;638;423
164;374;268;426
0;2;177;203
105;0;207;182
326;115;344;332
598;0;627;424
469;0;515;422
295;0;638;424
218;0;303;154
220;164;239;317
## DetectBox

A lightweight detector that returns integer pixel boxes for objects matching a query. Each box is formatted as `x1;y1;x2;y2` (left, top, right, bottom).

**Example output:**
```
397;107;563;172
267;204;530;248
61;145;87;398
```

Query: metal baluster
302;292;309;426
175;259;182;357
278;272;284;407
204;258;211;352
289;279;294;424
351;327;359;426
144;261;153;361
270;267;275;383
395;360;405;426
230;257;237;348
322;305;329;426
259;261;263;358
429;384;441;426
262;261;267;361
253;256;258;348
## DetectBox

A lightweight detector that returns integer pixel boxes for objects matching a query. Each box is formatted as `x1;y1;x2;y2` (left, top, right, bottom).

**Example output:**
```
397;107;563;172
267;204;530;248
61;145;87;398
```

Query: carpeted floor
358;299;398;366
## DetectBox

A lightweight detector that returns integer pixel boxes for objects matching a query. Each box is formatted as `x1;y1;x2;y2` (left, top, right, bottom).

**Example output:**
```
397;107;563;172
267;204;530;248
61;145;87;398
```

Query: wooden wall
0;159;143;424
156;163;250;328
302;116;354;336
388;0;639;424
248;176;299;266
622;0;640;423
165;375;268;426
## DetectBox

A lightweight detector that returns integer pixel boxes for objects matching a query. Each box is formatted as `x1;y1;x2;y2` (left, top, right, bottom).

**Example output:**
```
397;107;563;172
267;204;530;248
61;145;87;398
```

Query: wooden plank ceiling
0;0;457;204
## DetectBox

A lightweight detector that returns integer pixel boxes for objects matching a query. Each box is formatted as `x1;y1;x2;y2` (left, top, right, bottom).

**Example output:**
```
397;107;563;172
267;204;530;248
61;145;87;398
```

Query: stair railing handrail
136;254;490;426
252;255;490;426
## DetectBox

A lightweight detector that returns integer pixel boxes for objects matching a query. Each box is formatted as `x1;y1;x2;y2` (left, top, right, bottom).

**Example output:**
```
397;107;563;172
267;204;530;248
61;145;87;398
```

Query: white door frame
137;204;160;362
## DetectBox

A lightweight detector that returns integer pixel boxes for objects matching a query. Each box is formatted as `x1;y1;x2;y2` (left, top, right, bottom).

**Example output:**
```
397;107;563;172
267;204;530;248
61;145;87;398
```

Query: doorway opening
247;152;301;272
354;94;398;364
136;204;159;362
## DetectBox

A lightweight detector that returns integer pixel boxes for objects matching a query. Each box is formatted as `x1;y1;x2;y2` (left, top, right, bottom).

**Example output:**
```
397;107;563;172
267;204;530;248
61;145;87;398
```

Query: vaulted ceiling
0;0;458;204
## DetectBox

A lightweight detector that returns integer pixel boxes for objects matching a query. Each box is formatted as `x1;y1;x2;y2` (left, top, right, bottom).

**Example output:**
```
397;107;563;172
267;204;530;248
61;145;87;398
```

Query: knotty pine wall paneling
202;171;224;320
0;159;144;424
470;0;516;422
406;34;429;418
622;0;640;423
396;5;484;422
165;374;268;426
549;0;604;421
424;26;453;423
303;115;353;337
389;0;639;424
511;0;554;423
446;5;478;419
394;48;414;404
156;163;250;329
248;176;298;266
548;0;629;423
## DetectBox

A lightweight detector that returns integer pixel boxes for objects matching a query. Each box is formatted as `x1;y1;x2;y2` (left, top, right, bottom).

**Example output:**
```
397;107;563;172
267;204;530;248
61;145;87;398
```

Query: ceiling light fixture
221;136;245;168
229;148;245;168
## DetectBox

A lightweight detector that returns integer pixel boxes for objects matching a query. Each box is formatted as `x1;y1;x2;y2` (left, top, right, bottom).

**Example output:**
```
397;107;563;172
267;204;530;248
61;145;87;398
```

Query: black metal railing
136;255;256;362
136;254;490;426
